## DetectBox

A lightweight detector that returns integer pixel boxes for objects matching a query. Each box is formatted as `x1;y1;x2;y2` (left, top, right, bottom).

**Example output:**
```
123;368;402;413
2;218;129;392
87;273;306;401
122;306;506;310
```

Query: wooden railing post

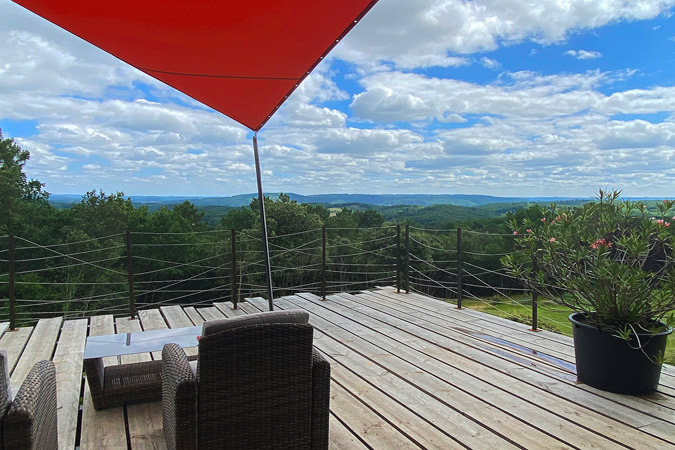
321;225;327;300
125;230;137;319
8;235;16;330
456;227;463;309
404;224;410;294
231;229;238;309
396;224;401;293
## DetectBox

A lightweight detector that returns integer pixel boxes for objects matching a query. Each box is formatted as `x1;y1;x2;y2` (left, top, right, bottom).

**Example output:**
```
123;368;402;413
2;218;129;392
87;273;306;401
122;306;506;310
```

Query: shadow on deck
2;287;675;449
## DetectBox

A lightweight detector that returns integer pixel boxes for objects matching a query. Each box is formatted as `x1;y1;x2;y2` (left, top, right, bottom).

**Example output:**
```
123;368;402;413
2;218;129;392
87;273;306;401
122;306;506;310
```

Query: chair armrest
162;343;197;450
83;357;106;409
4;360;58;450
310;347;331;450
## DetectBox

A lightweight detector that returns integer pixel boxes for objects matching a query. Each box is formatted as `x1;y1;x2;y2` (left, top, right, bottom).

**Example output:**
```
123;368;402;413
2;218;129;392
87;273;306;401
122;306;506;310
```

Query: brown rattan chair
83;357;163;410
161;310;330;450
0;353;57;450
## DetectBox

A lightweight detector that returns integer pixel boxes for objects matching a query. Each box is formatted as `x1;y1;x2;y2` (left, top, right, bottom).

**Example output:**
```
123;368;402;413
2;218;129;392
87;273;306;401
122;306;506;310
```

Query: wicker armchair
0;353;57;450
83;357;163;410
162;310;331;450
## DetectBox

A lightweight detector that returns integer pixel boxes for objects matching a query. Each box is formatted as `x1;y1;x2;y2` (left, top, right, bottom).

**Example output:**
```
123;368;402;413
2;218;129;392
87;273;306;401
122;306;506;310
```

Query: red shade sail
12;0;378;131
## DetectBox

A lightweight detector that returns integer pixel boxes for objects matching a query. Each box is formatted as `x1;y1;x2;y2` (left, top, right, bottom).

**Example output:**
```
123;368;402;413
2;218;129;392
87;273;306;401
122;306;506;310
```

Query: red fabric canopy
12;0;378;131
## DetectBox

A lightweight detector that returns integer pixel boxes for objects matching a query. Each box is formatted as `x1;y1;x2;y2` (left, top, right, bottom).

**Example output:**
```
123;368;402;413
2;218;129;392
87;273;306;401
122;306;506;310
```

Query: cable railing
0;224;573;333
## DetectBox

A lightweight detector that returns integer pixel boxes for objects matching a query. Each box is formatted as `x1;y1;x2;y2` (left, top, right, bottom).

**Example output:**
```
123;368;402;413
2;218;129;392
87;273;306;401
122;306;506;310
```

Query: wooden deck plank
294;292;673;449
328;414;369;450
348;290;675;422
80;315;127;450
11;317;62;386
329;380;422;449
160;305;197;357
246;297;530;449
337;292;675;426
378;288;675;388
0;326;33;375
183;306;205;325
368;289;576;367
53;319;87;450
214;301;246;318
197;306;225;322
138;308;170;360
280;295;614;450
117;316;166;450
238;301;467;449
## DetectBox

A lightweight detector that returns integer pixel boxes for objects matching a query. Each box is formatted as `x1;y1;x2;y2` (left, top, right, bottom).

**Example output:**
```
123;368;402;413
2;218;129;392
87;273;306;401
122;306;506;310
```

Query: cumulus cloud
336;0;674;68
2;0;674;197
565;49;603;59
480;57;501;69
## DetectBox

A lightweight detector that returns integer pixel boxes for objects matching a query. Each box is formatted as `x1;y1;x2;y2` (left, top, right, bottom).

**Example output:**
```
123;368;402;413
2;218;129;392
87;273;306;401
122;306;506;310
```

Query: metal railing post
321;225;327;300
231;229;238;309
125;230;137;319
396;224;401;293
531;291;539;331
8;235;16;330
404;224;410;294
456;227;463;309
530;253;539;331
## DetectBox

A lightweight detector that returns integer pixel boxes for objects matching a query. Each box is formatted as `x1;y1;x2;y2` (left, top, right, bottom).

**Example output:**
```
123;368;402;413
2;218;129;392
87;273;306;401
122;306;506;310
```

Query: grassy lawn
458;295;675;365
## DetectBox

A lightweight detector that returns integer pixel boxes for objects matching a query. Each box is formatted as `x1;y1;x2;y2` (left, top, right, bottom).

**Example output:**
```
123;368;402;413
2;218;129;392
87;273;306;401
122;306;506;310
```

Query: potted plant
502;190;675;394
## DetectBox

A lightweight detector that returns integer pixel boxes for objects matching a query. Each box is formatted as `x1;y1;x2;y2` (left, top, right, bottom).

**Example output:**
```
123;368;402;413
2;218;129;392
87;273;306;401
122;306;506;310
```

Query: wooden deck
2;286;675;449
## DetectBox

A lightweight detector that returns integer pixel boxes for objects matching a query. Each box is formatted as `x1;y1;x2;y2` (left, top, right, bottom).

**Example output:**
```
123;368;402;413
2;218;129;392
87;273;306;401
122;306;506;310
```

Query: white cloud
337;0;675;68
480;56;501;69
565;49;603;59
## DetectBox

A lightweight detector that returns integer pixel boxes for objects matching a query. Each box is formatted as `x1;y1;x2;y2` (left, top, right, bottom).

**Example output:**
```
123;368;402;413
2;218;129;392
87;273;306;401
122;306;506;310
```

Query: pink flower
513;231;518;235
657;219;664;224
666;222;671;227
541;218;546;222
590;238;612;249
526;229;532;233
549;238;556;242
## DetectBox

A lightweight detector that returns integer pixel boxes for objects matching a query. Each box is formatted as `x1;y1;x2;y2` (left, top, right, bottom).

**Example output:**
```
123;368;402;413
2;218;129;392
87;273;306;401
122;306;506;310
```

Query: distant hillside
50;193;581;208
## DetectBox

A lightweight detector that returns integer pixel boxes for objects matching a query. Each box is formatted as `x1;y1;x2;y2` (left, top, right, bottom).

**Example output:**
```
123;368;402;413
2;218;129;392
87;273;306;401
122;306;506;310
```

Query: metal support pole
531;291;539;331
404;224;410;294
530;253;539;331
321;225;327;300
396;224;401;293
125;230;137;319
253;133;274;311
231;229;238;309
456;227;463;309
8;235;16;330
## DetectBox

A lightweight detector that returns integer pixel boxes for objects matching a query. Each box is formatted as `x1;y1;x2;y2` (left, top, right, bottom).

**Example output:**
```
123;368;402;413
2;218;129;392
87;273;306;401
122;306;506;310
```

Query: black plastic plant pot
570;313;672;395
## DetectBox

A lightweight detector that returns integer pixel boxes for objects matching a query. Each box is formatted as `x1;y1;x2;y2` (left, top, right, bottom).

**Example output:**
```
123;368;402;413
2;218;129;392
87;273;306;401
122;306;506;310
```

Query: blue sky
1;0;674;198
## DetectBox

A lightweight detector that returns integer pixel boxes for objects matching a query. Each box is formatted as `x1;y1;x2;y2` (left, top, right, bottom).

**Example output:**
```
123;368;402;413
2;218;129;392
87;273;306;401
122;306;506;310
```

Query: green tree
0;129;49;233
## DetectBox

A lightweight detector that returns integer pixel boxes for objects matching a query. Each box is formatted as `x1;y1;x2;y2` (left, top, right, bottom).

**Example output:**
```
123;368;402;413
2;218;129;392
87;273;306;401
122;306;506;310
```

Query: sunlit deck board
249;296;587;449
196;306;224;321
160;305;197;357
3;286;674;449
10;317;62;386
214;301;246;317
317;290;675;447
183;306;205;325
238;301;466;449
0;326;33;374
367;288;675;419
80;315;127;450
53;319;88;450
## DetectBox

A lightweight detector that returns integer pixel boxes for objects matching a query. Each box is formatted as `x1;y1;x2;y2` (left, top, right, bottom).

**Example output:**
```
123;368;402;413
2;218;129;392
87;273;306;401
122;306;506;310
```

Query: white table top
84;325;201;359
